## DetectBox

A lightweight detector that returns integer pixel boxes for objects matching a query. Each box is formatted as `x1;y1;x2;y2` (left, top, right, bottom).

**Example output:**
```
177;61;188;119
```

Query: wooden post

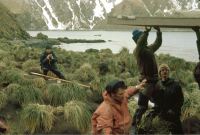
30;72;91;88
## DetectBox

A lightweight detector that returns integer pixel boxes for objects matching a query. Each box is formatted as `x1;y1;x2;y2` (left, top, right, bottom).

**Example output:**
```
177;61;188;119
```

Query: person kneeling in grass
91;80;146;135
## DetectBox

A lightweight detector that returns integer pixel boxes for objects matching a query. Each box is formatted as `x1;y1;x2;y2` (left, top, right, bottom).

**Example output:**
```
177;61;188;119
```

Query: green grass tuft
64;101;91;133
10;85;43;106
74;63;97;82
0;91;8;110
21;103;54;134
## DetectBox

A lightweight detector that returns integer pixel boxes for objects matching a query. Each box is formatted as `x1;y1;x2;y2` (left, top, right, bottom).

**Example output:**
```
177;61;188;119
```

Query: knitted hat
105;80;127;94
132;29;143;42
158;64;170;75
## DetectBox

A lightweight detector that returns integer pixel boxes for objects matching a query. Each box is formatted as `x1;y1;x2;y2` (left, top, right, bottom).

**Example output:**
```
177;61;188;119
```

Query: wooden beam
107;16;200;28
30;72;91;88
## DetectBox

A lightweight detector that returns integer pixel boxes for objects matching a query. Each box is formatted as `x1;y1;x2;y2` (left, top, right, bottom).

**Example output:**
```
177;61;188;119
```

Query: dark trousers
163;115;183;134
133;82;158;130
170;119;184;134
133;92;149;126
43;68;65;79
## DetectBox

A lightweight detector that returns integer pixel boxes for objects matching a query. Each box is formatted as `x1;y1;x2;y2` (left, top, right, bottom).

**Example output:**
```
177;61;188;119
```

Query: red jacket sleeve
125;86;139;98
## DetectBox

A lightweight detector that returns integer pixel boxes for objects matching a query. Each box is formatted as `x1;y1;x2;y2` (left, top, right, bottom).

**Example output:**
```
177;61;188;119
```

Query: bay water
28;31;198;62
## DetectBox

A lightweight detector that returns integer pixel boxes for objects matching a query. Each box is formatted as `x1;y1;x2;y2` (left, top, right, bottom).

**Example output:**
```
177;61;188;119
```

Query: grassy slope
0;38;199;134
0;2;30;40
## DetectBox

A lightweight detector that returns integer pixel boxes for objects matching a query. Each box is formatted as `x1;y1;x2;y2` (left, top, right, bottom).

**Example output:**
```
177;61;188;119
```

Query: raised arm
148;26;162;53
192;27;200;60
126;79;146;98
51;52;57;63
193;27;200;40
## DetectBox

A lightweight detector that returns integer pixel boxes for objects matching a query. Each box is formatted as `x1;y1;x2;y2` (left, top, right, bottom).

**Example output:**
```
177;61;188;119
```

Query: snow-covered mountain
0;0;123;30
0;0;199;30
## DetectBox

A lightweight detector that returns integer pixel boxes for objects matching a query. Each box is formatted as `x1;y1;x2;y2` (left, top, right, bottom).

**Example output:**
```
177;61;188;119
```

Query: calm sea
28;31;198;62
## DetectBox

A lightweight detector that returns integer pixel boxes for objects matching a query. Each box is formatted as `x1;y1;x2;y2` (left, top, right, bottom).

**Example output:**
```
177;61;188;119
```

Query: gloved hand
192;26;200;32
154;26;160;32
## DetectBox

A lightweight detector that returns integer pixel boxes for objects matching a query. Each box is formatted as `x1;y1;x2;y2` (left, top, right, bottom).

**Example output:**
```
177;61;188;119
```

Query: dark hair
105;80;127;95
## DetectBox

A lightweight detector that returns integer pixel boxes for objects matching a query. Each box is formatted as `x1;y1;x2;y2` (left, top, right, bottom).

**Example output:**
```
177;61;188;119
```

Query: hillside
0;2;30;40
0;0;199;30
0;38;199;134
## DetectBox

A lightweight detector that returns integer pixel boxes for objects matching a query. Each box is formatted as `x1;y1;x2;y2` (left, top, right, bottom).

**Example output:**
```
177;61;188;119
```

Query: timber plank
107;16;200;28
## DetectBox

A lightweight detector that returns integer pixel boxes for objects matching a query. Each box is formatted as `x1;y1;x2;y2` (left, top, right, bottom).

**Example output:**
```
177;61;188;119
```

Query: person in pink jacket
91;80;146;135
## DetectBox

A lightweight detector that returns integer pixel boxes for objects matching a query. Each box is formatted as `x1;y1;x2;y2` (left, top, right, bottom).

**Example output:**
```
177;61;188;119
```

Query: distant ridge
0;2;30;40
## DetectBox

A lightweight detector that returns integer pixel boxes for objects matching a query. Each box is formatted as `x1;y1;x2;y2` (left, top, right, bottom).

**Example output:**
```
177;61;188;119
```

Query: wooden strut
30;72;91;88
107;16;200;28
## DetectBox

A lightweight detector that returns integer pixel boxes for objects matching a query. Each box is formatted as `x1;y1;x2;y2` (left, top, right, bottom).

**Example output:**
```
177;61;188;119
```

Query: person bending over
91;80;146;135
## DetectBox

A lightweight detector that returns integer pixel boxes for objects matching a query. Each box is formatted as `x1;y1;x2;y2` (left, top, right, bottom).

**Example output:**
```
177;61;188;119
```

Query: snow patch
76;0;81;7
88;18;95;30
98;0;123;13
91;0;123;29
164;8;173;15
34;0;66;30
140;0;153;16
171;0;182;10
114;0;123;5
67;1;75;30
93;0;105;19
191;0;199;10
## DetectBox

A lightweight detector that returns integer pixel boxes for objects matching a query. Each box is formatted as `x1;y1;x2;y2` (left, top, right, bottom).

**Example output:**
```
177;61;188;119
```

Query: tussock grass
64;101;91;133
47;84;67;106
21;104;54;134
10;85;43;106
182;90;200;119
0;69;24;84
53;106;64;115
0;36;199;134
13;46;30;61
171;70;194;87
0;62;6;71
32;77;46;89
74;63;97;82
125;76;140;86
119;72;132;79
186;82;199;92
62;83;88;102
5;83;21;95
128;98;137;117
22;59;39;72
25;66;42;74
0;91;8;110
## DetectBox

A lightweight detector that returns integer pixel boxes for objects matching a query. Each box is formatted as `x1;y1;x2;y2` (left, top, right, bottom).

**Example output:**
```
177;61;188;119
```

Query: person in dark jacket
132;26;162;127
193;27;200;88
158;64;184;134
40;45;65;79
